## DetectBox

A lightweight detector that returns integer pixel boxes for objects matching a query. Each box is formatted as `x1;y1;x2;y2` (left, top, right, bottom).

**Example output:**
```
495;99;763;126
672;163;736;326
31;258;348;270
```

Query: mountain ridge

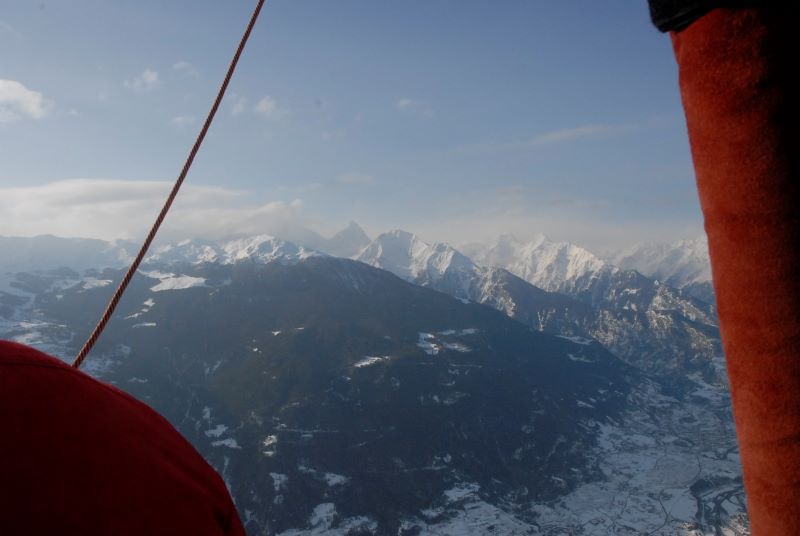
360;230;721;381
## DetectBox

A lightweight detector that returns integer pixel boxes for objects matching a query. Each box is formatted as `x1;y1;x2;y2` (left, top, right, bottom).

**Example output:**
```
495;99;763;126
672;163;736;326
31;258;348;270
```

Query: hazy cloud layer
372;185;703;253
463;123;637;153
0;179;303;242
0;178;703;254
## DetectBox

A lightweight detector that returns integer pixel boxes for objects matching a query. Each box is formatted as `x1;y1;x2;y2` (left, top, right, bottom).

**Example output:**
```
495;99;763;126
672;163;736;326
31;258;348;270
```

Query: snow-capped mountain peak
324;221;371;258
147;239;223;265
358;230;477;284
145;235;322;266
607;236;711;288
220;235;321;264
464;234;612;293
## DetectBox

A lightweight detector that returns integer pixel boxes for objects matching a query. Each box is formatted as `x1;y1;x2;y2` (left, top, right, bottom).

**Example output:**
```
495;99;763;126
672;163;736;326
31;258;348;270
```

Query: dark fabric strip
648;0;755;31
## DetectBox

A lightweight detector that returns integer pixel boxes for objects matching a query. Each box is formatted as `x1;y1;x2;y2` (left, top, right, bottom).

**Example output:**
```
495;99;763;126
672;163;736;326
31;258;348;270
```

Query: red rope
72;0;266;369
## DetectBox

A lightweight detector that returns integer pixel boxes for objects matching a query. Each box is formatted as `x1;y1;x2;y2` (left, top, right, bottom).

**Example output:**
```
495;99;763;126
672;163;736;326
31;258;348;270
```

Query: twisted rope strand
73;0;266;368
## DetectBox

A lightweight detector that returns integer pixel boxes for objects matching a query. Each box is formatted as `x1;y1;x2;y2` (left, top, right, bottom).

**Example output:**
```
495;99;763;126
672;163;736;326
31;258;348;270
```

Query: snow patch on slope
143;270;207;292
353;356;389;368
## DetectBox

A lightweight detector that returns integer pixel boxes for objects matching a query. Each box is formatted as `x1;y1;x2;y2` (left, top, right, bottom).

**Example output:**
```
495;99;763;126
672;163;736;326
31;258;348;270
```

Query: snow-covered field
529;374;747;535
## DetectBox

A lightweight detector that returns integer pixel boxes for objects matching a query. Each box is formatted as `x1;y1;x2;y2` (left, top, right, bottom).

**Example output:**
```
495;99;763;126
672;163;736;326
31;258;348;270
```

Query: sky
0;0;703;253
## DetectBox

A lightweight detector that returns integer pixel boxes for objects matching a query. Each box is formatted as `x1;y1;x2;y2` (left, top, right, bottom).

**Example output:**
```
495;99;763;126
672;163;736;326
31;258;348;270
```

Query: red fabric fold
0;340;245;535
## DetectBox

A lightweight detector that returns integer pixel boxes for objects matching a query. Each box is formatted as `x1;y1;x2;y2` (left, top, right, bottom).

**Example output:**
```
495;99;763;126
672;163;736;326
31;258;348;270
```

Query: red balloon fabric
672;7;800;535
0;340;245;535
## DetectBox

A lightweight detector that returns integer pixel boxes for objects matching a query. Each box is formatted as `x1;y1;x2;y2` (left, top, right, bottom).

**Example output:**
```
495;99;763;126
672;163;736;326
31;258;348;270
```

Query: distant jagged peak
219;234;322;264
358;230;478;281
143;235;322;266
374;229;470;260
611;235;708;260
364;229;422;253
338;220;368;236
362;229;611;294
147;238;223;264
465;233;611;292
381;228;417;242
498;232;591;257
306;221;372;259
358;229;432;277
607;235;711;287
334;221;370;246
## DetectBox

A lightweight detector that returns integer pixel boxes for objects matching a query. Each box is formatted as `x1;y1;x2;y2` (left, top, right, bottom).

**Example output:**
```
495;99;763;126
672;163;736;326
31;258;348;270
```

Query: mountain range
36;256;637;534
0;226;746;534
1;223;713;303
360;230;720;381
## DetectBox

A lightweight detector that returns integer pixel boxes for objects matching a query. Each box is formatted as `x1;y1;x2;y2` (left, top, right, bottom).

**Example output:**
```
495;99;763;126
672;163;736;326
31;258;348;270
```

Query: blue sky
0;1;702;251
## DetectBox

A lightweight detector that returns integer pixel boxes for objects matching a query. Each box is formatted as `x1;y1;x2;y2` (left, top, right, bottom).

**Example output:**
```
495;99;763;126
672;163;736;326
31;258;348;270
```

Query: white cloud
0;79;53;123
125;69;161;92
170;115;195;127
0;179;304;241
395;98;433;117
172;61;199;77
254;95;279;118
230;94;247;116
